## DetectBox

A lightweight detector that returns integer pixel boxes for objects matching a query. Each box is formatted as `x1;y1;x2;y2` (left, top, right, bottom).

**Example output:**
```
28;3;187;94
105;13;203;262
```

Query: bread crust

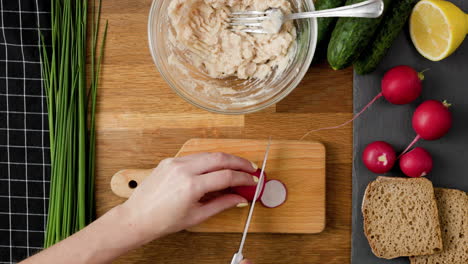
410;188;468;264
362;176;443;259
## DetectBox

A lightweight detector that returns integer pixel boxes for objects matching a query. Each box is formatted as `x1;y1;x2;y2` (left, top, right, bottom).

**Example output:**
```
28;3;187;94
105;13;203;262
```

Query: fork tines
228;11;269;34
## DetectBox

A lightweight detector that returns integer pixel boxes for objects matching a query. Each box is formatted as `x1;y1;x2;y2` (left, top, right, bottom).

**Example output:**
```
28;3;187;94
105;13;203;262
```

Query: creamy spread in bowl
168;0;296;80
148;0;317;114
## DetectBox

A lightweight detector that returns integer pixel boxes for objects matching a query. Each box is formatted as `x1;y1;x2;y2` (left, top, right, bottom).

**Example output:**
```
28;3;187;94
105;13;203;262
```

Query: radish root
300;93;383;140
398;135;421;159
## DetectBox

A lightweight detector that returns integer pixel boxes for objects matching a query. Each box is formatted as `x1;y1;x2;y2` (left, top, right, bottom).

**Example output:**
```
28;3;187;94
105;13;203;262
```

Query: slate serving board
351;1;468;263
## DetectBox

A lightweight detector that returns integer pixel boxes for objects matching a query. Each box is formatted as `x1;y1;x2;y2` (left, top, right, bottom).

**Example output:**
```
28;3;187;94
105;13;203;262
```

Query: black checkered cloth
0;1;51;263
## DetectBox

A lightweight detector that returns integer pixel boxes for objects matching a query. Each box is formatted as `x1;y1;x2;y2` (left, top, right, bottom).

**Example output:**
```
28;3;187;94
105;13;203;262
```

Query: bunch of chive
41;0;108;247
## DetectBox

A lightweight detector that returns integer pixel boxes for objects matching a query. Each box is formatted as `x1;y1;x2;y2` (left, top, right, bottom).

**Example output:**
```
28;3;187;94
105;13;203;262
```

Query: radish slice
260;180;287;208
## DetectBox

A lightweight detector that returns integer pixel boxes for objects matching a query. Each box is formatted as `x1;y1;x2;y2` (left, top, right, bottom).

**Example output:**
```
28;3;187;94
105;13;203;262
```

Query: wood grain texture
110;139;326;233
110;169;152;198
94;0;353;263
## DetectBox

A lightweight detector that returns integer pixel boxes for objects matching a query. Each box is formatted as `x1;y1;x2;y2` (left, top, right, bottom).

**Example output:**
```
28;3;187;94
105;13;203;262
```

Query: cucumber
354;0;418;74
315;0;346;58
327;0;391;70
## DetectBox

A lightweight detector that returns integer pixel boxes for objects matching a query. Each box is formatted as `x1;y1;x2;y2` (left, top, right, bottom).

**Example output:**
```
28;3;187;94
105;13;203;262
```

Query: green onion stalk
41;0;108;247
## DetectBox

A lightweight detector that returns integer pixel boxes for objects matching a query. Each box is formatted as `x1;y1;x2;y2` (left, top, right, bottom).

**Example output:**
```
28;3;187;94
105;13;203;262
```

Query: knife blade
231;138;272;264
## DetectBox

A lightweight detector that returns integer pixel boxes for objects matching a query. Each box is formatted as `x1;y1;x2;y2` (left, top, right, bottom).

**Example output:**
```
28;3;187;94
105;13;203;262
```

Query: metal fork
229;0;384;34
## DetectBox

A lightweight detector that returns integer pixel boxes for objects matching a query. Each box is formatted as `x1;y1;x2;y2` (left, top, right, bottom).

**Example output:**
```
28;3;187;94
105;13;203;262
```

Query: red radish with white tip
399;100;452;157
399;147;433;177
362;141;397;173
300;65;424;140
260;180;287;208
232;169;267;202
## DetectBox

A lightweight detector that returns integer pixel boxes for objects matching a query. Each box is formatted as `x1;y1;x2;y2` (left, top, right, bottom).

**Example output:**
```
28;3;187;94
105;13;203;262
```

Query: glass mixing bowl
148;0;317;114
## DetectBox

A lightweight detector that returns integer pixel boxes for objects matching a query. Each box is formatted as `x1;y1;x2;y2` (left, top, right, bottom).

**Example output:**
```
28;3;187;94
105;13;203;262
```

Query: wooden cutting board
110;138;326;233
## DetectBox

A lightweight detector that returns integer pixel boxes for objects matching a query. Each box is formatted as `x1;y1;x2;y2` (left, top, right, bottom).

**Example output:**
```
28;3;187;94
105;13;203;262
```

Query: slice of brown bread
410;188;468;264
362;176;443;259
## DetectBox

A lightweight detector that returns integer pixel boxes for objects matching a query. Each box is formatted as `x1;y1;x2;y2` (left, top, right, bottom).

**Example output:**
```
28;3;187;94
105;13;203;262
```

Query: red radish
232;169;267;202
399;100;452;157
362;141;397;173
300;65;424;140
260;180;287;208
413;100;452;140
399;147;433;177
381;65;423;104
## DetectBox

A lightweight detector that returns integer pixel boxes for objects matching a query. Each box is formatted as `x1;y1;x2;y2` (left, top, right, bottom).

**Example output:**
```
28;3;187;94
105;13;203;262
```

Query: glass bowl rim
147;0;318;115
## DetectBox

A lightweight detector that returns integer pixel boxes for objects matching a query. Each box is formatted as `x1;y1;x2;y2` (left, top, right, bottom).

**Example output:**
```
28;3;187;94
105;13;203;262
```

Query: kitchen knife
230;138;272;264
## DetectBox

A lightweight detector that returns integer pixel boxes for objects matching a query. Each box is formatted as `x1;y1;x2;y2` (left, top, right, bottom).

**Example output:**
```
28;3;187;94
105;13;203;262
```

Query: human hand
21;152;258;264
120;152;258;244
240;260;253;264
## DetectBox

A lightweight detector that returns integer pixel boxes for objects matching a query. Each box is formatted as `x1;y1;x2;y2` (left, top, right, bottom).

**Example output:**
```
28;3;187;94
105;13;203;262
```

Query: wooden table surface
95;1;353;263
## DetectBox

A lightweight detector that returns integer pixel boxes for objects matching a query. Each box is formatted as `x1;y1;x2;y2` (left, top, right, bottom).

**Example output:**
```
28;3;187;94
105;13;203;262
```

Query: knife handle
110;169;153;198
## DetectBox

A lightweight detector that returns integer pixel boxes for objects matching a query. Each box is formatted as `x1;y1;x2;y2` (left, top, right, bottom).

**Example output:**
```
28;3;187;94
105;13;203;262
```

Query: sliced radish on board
261;180;287;208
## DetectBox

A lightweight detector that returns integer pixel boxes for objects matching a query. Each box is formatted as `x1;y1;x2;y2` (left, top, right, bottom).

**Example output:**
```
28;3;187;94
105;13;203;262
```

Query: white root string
300;92;383;140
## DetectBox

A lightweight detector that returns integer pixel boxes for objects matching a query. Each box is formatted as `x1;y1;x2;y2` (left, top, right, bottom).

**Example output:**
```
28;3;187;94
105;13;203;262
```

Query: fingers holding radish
232;169;267;202
181;152;258;175
121;153;266;239
197;194;253;221
232;170;288;208
199;169;257;194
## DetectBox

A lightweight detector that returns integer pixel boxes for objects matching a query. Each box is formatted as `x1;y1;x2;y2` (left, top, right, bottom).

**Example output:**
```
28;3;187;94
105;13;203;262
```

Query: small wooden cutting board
110;138;326;233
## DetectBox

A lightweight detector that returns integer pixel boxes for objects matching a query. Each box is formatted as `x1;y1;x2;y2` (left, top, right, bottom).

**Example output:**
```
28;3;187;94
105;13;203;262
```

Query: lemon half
410;0;468;61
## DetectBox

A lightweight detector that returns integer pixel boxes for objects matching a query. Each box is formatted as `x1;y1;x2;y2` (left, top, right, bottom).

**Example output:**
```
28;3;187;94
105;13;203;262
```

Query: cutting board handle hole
128;180;138;189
